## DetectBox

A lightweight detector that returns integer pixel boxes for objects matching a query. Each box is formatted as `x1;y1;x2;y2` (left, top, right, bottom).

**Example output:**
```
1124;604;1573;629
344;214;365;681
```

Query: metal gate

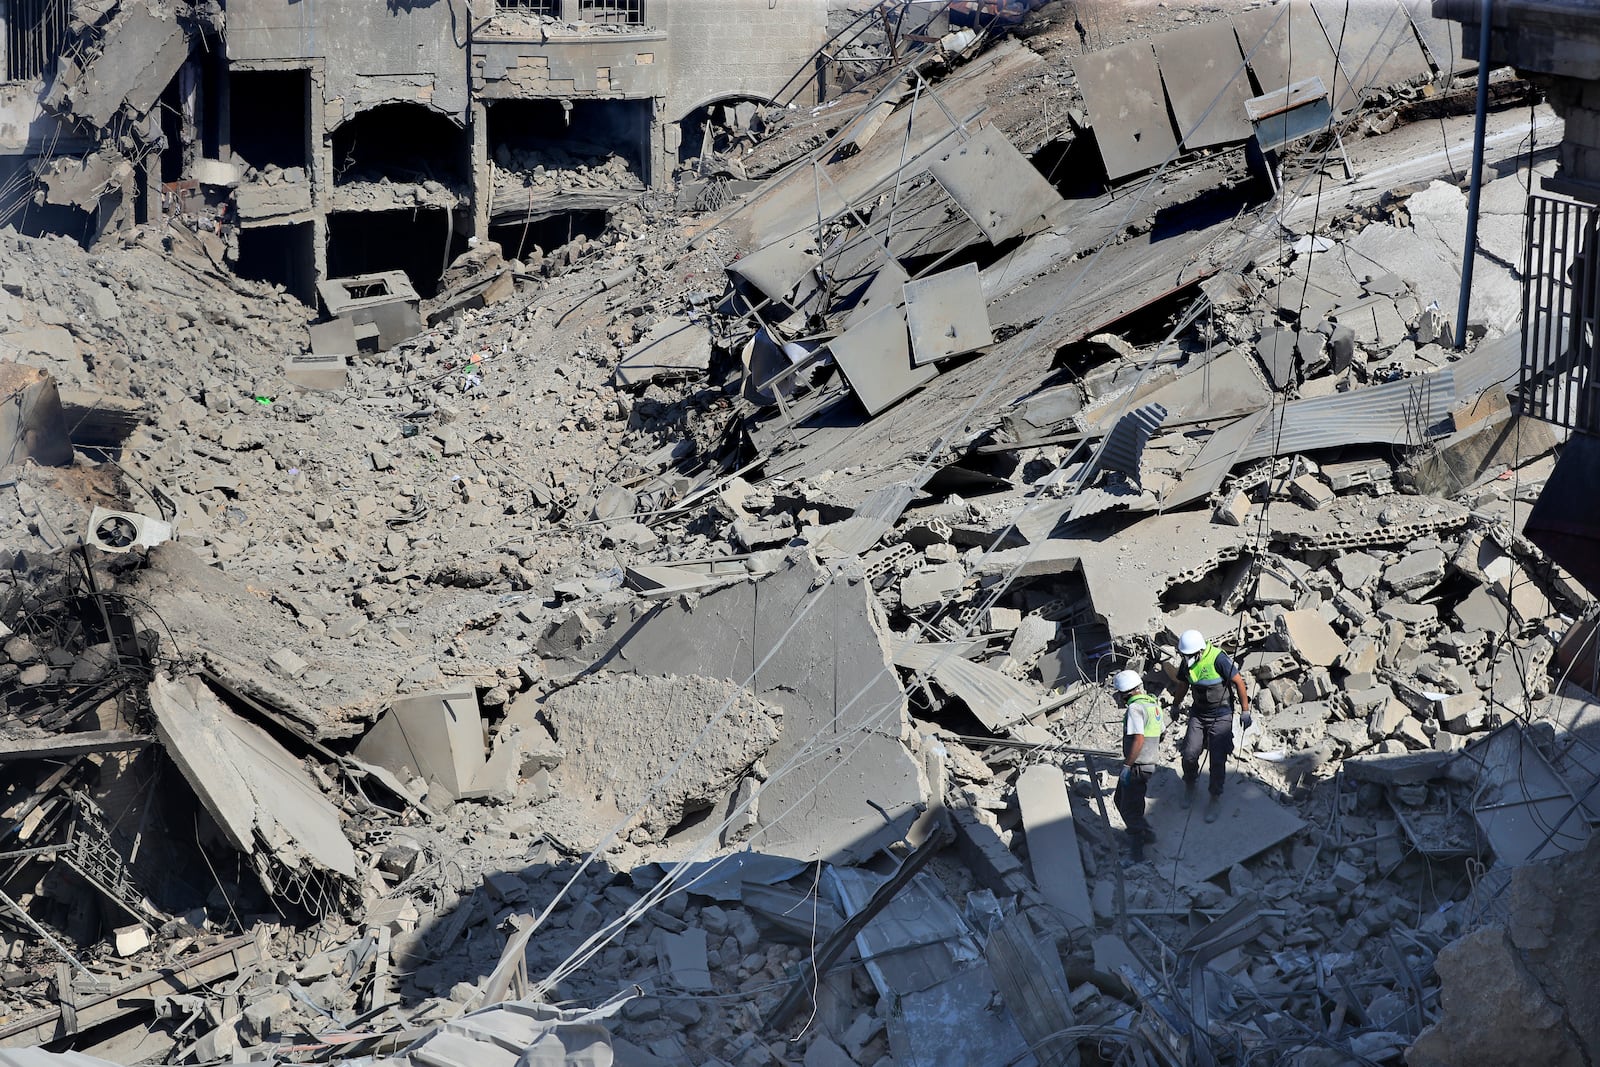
1523;192;1600;436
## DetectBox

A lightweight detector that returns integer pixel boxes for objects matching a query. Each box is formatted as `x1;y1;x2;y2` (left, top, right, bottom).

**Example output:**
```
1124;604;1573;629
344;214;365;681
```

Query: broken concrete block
1331;862;1364;893
265;647;307;680
1255;570;1297;607
657;928;713;993
1454;585;1509;634
1288;474;1335;510
1395;715;1432;748
283;354;350;391
113;924;149;957
1214;489;1251;526
1277;610;1347;667
900;562;965;611
1384;548;1446;594
1435;694;1486;734
355;687;486;802
1369;698;1409;741
987;606;1022;632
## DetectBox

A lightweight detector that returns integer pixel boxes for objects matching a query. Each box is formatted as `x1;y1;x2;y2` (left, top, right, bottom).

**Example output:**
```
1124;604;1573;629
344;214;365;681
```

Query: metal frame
576;0;645;26
5;0;70;81
1523;191;1600;436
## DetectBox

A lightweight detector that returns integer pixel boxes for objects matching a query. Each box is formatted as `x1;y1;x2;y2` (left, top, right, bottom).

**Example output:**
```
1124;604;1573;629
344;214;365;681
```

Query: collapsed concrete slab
149;674;357;896
542;672;782;842
585;551;926;862
355;687;490;804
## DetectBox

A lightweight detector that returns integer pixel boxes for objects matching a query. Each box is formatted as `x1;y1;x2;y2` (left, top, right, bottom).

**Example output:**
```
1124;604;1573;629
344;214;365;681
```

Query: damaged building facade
0;0;828;300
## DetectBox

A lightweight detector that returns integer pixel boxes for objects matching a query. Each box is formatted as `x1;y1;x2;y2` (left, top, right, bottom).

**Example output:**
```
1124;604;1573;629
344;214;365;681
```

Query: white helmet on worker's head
1177;629;1206;656
1112;669;1143;695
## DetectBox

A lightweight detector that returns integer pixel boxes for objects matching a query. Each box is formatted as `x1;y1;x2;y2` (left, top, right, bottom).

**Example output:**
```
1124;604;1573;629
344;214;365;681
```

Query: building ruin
3;0;1600;1065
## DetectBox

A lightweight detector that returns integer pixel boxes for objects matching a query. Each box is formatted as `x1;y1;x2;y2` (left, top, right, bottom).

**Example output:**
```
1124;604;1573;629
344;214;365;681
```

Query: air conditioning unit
85;508;173;553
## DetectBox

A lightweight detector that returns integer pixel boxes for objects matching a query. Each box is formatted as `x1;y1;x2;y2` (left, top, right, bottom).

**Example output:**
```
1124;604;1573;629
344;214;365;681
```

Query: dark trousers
1114;764;1154;837
1182;712;1234;797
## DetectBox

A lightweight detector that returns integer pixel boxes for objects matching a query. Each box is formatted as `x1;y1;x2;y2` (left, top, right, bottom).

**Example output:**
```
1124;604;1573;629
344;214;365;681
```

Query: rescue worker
1170;629;1251;823
1112;669;1164;861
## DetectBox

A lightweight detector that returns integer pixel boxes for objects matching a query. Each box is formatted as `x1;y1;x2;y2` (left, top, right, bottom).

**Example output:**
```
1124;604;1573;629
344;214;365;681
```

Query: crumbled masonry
3;1;1600;1065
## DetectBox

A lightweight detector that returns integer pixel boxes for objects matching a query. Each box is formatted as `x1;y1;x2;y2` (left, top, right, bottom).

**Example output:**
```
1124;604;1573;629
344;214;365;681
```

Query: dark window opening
6;0;70;81
332;104;468;187
488;97;650;182
235;222;317;305
159;77;185;183
496;0;560;12
578;0;644;26
200;52;223;159
229;69;310;170
326;209;465;299
489;209;609;262
344;280;390;300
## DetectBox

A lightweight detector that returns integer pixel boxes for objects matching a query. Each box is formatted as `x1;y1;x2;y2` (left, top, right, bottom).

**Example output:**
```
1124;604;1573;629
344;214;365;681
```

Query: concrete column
648;98;667;190
470;98;490;241
307;63;330;291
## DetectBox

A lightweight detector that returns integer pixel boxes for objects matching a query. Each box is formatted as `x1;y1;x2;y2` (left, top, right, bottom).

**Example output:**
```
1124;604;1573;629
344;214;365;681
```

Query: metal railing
5;0;70;82
1523;192;1600;436
494;0;560;15
577;0;644;26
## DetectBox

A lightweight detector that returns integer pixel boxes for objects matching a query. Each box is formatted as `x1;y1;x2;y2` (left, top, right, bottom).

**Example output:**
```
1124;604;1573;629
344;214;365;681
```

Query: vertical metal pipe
1455;0;1495;349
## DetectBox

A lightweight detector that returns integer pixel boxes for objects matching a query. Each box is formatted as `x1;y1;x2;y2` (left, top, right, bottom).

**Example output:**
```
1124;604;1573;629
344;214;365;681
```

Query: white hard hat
1177;629;1206;656
1112;669;1142;694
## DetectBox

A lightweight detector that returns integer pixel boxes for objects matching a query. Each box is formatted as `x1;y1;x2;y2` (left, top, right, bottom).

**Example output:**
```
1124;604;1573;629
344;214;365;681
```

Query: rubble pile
4;3;1600;1066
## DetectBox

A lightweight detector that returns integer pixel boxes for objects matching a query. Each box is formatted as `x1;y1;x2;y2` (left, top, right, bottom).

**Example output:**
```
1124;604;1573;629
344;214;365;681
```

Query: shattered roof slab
149;674;357;884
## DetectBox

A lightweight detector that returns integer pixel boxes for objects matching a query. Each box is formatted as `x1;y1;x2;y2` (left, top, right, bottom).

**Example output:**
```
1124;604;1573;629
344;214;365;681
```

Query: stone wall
655;0;828;122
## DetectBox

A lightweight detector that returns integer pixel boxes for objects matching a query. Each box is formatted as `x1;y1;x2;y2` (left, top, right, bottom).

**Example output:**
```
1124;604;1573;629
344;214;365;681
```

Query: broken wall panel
60;3;189;128
903;263;993;365
586;551;926;863
925;123;1063;244
149;674;357;893
1074;39;1177;181
1153;22;1255;149
830;302;937;417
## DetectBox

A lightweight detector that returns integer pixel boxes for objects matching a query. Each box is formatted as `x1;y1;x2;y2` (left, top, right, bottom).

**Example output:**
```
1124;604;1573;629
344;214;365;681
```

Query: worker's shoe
1204;795;1222;824
1181;781;1197;809
1125;838;1145;865
1139;827;1158;844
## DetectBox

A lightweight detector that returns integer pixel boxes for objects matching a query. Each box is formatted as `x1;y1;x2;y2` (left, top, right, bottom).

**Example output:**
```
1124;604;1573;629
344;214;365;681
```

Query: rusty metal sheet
1234;1;1354;114
1074;39;1177;181
926;123;1062;244
903;263;993;365
1153;22;1255;150
1312;0;1431;99
829;302;937;417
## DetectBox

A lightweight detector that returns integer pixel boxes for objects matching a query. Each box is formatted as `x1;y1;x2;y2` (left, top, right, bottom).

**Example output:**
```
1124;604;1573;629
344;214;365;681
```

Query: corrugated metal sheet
1101;402;1170;476
1237;371;1457;462
891;639;1040;731
817;481;920;555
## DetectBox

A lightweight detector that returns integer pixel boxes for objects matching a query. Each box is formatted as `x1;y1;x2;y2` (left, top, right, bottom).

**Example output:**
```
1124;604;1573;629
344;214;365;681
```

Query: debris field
3;2;1600;1066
